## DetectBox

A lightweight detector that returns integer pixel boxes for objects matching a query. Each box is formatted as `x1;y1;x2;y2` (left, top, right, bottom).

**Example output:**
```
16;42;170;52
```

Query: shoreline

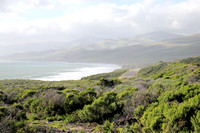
0;61;121;81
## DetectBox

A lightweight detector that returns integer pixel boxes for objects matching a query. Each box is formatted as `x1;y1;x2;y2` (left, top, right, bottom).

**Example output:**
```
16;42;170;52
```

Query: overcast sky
0;0;200;46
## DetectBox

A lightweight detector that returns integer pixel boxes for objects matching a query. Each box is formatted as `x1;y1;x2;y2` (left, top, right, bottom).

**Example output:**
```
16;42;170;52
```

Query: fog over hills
0;31;180;56
2;31;200;67
0;35;104;56
86;31;182;50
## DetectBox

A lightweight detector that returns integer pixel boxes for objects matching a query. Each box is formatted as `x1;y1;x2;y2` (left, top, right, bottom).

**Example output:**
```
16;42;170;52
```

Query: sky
0;0;200;46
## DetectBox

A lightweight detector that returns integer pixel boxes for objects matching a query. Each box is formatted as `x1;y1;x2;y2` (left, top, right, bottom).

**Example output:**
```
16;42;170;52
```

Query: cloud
0;0;200;45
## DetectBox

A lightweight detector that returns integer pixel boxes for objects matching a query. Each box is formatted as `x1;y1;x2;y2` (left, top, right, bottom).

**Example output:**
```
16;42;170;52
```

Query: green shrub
29;98;42;114
15;89;37;101
29;113;39;121
64;88;96;114
0;91;7;103
21;90;37;99
191;111;200;132
142;127;152;133
102;120;114;133
134;105;145;119
15;121;25;128
131;122;141;132
78;91;121;122
97;78;121;87
117;87;137;112
0;118;17;133
9;103;27;121
64;93;83;114
0;106;7;120
141;93;200;132
122;124;133;133
154;73;164;80
14;103;24;110
79;87;97;105
78;130;85;133
46;116;56;122
65;112;80;123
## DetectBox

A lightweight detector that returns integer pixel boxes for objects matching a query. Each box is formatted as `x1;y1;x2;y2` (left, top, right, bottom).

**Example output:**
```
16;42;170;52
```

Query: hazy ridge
2;31;200;67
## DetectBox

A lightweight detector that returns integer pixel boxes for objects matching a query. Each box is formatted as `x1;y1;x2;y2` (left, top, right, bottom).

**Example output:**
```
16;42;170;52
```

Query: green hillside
1;56;200;132
86;31;181;50
3;33;200;67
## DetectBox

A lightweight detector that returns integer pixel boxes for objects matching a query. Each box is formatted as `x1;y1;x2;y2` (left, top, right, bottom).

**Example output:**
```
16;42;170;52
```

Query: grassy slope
0;56;200;132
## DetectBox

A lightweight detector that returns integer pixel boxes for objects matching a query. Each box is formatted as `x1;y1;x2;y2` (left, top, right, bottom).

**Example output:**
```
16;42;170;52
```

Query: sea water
0;61;120;81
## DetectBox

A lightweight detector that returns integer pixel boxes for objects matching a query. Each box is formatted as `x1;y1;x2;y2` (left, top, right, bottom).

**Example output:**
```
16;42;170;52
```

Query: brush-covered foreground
0;56;200;133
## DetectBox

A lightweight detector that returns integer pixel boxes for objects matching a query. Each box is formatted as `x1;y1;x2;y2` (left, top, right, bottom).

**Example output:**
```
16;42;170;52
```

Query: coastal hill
2;32;200;67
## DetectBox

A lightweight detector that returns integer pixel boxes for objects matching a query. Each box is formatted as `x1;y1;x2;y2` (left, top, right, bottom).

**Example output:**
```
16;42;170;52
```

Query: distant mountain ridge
1;31;200;67
0;35;104;56
136;31;182;41
86;31;182;50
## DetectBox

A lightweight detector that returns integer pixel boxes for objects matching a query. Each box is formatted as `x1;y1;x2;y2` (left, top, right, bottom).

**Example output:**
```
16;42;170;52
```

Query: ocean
0;61;120;81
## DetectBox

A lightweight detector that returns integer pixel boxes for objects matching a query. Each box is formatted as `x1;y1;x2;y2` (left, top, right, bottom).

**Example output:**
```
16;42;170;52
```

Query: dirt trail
119;68;141;79
31;121;99;133
66;123;97;132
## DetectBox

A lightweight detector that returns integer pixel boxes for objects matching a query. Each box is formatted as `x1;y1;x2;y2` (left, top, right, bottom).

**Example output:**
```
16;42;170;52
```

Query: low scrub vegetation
0;56;200;132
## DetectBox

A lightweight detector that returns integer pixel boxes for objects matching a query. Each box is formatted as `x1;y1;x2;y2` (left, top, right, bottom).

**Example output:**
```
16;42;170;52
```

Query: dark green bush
78;91;121;122
97;78;121;87
46;116;56;122
64;93;81;114
0;106;7;120
64;88;96;114
21;90;37;99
